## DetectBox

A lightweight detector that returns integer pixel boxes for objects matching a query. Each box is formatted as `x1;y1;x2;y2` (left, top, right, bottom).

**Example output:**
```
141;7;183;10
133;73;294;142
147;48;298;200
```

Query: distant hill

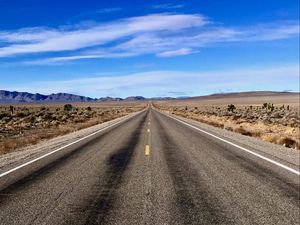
185;91;299;100
98;97;123;102
160;91;299;107
124;96;146;101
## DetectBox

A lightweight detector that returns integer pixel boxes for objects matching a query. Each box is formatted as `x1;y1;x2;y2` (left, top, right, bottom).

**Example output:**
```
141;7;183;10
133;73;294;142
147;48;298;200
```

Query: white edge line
161;110;300;176
0;111;142;178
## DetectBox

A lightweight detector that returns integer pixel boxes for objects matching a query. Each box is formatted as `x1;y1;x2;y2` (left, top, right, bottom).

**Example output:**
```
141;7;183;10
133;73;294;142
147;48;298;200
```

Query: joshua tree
267;103;274;112
9;105;14;115
263;103;274;112
227;104;236;112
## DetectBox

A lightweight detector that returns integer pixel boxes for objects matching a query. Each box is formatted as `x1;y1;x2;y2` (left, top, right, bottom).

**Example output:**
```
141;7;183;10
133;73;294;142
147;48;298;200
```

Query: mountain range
0;90;151;103
0;90;297;104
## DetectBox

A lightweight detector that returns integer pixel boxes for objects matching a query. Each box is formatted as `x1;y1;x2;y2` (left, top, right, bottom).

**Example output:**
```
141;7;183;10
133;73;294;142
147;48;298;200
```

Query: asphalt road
0;107;299;225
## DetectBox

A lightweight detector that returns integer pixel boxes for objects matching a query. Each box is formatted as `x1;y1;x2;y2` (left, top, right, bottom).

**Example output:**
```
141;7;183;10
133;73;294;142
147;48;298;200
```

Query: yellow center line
145;145;150;156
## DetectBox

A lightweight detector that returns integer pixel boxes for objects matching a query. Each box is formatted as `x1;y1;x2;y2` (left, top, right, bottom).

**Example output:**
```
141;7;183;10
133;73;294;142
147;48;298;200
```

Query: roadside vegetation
154;103;300;150
0;103;145;154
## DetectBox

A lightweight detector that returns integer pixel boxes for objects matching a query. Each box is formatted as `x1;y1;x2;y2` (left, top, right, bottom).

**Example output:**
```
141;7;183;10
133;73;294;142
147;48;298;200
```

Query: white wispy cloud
77;7;122;16
24;20;299;65
0;27;60;43
3;65;298;97
23;52;138;65
156;48;196;57
152;4;185;9
244;22;300;41
0;14;206;57
0;13;298;63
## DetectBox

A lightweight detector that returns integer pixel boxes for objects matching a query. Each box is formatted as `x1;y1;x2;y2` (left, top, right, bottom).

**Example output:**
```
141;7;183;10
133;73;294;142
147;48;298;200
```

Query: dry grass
0;103;146;154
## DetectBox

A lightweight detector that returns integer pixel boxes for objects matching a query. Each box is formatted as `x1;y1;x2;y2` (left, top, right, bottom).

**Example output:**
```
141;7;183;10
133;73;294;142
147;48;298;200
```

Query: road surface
0;107;299;225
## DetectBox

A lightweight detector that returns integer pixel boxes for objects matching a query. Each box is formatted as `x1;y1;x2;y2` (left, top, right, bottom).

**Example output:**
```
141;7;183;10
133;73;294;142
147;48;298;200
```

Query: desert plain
154;92;299;149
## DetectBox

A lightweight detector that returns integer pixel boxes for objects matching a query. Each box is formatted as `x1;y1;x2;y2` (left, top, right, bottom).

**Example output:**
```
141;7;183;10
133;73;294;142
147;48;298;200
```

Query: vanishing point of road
0;107;299;225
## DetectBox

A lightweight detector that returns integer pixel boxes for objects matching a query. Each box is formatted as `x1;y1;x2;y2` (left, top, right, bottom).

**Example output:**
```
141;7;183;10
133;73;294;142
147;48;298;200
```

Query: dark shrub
0;112;9;119
64;104;73;111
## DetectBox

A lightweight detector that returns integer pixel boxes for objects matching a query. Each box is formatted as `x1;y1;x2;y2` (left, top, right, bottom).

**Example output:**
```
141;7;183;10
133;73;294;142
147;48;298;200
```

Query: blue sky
0;0;299;98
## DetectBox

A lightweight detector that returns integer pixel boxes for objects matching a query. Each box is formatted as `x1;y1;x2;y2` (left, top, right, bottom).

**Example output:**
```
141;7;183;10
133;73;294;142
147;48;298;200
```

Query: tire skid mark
78;113;147;225
154;113;231;225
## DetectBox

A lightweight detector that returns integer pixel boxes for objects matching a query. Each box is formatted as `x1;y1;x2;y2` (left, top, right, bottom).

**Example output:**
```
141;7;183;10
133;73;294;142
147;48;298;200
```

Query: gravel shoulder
0;111;141;174
160;110;300;168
